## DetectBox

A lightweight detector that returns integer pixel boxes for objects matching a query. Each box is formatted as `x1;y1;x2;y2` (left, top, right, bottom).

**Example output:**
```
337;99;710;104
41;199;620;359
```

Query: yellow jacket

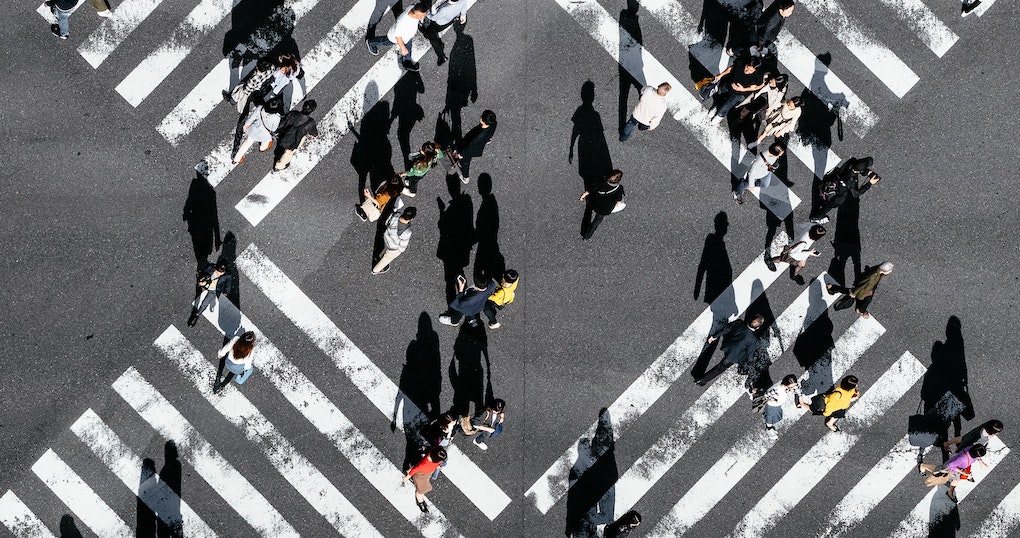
488;280;519;306
823;386;859;417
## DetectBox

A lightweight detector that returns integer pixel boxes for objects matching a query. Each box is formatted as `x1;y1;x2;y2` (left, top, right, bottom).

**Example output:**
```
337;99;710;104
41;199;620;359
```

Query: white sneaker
473;439;488;450
438;314;458;326
747;140;760;149
711;115;724;125
97;9;113;17
487;322;501;329
401;187;416;198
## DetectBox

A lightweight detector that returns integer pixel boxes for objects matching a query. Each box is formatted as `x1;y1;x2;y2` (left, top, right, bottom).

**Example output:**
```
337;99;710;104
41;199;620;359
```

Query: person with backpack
356;175;404;222
402;446;448;512
808;375;860;432
439;275;497;327
695;315;764;386
754;374;802;433
273;100;319;171
810;157;881;224
734;142;784;204
188;260;233;327
944;420;1004;453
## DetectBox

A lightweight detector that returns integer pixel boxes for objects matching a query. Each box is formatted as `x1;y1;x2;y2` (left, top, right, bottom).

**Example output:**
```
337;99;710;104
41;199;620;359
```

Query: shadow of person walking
472;174;504;282
59;515;83;538
565;408;617;538
393;312;444;431
391;72;426;172
436;177;476;304
442;22;478;141
182;168;221;269
617;0;643;134
921;316;973;462
570;81;614;192
448;322;488;418
349;86;395;197
694;211;734;305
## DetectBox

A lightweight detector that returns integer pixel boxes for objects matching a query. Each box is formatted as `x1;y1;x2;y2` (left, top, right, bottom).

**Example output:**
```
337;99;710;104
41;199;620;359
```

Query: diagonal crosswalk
0;490;55;538
32;450;132;538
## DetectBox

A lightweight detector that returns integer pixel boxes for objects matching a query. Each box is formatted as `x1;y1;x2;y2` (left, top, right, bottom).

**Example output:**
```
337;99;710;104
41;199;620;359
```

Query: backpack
819;177;840;202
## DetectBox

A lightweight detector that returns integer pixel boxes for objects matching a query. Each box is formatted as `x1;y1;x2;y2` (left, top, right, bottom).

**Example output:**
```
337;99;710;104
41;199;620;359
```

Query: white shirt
631;86;668;129
388;7;421;43
427;0;467;25
787;223;817;262
746;150;780;184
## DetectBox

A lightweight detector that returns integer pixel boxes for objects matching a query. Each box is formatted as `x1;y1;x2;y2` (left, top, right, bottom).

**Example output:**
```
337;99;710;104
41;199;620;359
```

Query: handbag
360;198;382;222
832;294;855;311
908;402;937;447
809;393;827;415
924;470;952;488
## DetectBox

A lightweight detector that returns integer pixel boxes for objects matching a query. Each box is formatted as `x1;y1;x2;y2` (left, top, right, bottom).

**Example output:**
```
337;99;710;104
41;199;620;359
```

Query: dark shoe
187;310;200;327
402;60;420;72
212;382;223;394
436;55;447;66
354;206;368;222
733;191;744;205
946;490;958;503
792;274;805;285
416;500;428;513
961;0;980;15
51;25;68;39
764;253;777;272
366;40;379;55
221;90;237;106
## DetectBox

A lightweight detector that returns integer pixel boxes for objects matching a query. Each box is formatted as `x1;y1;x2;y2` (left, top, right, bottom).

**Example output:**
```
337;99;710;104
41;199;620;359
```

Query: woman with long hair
214;331;256;392
401;141;444;197
356;174;405;222
232;97;284;164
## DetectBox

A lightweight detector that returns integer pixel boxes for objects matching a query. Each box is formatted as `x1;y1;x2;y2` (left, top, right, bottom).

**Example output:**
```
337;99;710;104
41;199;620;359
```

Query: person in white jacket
619;83;671;142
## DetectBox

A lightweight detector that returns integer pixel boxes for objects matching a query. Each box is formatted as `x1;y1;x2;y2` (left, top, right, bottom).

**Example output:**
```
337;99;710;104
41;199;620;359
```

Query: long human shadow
617;0;643;134
926;495;961;538
826;196;863;286
570;80;613;192
741;279;778;391
920;316;972;462
134;441;183;537
694;211;733;306
565;408;617;537
799;53;847;181
436;177;476;305
393;312;444;432
59;515;83;538
391;72;426;172
350;84;393;197
448;322;489;418
472;174;504;282
443;22;478;141
223;0;299;94
182;168;221;269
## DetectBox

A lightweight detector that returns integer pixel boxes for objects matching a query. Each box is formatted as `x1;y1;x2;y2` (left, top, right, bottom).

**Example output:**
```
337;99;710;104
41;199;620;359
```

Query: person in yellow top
806;375;860;432
482;270;519;329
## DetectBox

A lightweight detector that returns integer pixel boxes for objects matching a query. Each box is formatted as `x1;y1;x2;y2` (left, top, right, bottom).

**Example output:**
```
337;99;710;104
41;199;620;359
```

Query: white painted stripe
524;230;792;514
234;243;510;520
36;0;86;25
623;315;882;523
973;0;998;17
151;326;384;538
112;368;299;537
553;0;800;221
876;0;958;57
156;324;458;537
69;409;217;538
158;0;384;146
31;450;131;537
0;491;55;538
76;0;166;68
797;0;920;98
891;437;1010;538
727;351;927;538
971;479;1020;538
614;274;847;522
818;435;930;538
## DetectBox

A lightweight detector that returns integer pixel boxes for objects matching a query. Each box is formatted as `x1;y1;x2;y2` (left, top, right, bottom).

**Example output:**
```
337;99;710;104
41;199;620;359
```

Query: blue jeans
367;35;412;64
619;116;649;142
736;172;773;196
52;5;70;36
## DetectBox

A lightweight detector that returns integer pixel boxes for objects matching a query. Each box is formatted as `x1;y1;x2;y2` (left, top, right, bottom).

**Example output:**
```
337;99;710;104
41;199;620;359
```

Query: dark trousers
830;285;874;313
696;356;738;385
810;200;839;221
581;209;608;240
715;90;751;119
457;155;474;179
483;301;502;324
422;19;454;60
619;116;649;141
448;309;481;326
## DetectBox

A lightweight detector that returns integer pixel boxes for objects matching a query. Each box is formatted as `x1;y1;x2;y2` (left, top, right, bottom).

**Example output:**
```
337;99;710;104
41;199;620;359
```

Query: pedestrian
448;110;497;184
808;375;860;432
961;0;981;16
827;262;893;319
91;0;114;17
764;223;826;284
213;331;256;393
737;73;788;125
231;96;284;164
459;398;506;450
366;2;427;72
751;0;795;57
422;0;468;65
619;83;671;142
372;206;417;274
734;142;784;204
187;260;233;327
265;53;305;105
418;414;456;460
754;374;802;433
695;314;764;386
705;55;769;124
356;174;404;222
747;96;803;149
944;420;1003;452
604;510;642;538
47;0;77;39
440;275;497;327
809;157;881;224
483;270;519;329
401;141;445;197
273;100;318;171
402;446;447;513
224;58;274;113
579;169;626;240
919;444;988;503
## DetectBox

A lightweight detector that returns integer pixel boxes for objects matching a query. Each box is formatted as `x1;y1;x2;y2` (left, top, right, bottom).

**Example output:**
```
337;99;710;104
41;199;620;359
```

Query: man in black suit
449;110;497;184
695;314;764;386
188;260;233;327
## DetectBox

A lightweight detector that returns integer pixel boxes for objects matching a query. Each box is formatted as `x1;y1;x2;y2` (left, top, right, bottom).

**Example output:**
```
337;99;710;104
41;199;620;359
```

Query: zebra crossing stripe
152;326;387;538
31;450;132;538
627;315;883;525
890;436;1010;537
0;491;55;538
727;351;928;538
796;0;920;98
875;0;958;57
553;0;802;220
612;273;846;522
112;367;300;538
972;0;998;17
158;0;386;146
75;0;166;68
524;230;791;513
234;243;512;520
971;479;1020;538
69;409;218;538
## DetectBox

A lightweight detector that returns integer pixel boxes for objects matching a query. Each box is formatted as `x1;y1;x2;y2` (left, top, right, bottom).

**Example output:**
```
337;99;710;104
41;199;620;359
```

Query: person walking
756;374;803;433
604;511;642;538
808;375;860;431
483;270;519;329
751;0;795;56
401;141;445;197
366;2;427;71
919;444;988;503
224;59;274;113
231;97;284;164
809;157;881;224
764;223;826;284
827;262;893;319
266;53;305;106
448;110;497;184
213;331;256;393
748;97;803;149
372;206;417;274
356;175;404;222
48;0;78;39
734;142;784;204
402;446;448;513
459;398;506;450
695;314;764;386
440;276;497;327
619;83;671;142
580;169;626;240
737;73;788;125
188;260;233;327
273;100;318;171
944;420;1003;452
705;55;769;124
422;0;468;65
